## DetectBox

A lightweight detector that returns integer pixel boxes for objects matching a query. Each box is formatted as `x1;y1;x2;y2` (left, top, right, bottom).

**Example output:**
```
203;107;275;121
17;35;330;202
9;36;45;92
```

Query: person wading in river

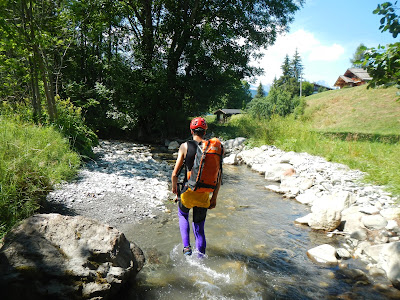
171;117;223;257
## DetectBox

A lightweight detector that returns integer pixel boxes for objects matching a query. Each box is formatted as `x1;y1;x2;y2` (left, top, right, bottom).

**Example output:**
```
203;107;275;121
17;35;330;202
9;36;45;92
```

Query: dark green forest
0;0;303;140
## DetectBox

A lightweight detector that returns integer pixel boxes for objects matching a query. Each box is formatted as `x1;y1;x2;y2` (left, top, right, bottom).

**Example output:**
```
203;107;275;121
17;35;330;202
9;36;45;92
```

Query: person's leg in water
178;201;192;255
193;207;207;257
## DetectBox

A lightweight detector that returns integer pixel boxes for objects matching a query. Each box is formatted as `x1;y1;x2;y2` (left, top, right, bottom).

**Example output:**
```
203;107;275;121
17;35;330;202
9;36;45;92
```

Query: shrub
53;96;98;158
0;96;98;158
0;116;81;238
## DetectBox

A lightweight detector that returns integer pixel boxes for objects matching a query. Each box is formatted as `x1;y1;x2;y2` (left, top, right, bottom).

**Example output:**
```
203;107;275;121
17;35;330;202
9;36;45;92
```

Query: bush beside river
0;116;81;238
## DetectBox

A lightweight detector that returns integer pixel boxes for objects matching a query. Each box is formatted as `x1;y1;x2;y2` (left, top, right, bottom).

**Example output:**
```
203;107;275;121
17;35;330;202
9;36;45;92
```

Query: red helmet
190;117;208;130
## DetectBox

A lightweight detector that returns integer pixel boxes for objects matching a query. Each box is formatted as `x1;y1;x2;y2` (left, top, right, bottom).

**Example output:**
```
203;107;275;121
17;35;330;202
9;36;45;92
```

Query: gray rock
0;214;145;300
336;248;352;259
362;215;388;230
338;268;369;282
168;141;180;150
379;242;400;289
369;267;386;277
350;229;368;241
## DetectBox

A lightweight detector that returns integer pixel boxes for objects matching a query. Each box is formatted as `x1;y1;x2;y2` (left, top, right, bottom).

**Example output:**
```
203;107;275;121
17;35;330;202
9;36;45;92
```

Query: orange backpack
185;138;223;193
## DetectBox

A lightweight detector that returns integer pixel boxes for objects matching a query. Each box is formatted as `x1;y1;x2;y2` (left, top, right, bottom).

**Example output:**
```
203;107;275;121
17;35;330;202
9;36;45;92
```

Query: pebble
46;140;171;228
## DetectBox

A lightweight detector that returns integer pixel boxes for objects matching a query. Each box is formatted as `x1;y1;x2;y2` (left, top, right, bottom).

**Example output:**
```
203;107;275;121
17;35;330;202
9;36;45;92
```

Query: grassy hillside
304;85;400;136
207;85;400;196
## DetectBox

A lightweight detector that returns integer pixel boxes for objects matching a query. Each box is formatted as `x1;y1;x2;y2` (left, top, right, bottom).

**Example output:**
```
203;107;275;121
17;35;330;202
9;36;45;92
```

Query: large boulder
341;206;365;234
364;242;400;289
308;194;343;231
0;214;145;300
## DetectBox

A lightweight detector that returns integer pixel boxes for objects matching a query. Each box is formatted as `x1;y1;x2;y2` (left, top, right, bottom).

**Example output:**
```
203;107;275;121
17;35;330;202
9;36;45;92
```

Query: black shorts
178;200;207;223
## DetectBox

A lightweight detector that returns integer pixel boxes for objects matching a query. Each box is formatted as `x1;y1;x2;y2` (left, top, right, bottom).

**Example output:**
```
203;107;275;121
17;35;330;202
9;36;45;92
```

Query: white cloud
308;44;345;61
250;29;345;87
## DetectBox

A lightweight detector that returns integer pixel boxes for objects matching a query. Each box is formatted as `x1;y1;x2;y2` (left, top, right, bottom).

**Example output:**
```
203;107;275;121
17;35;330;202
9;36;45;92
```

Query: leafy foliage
350;43;367;68
360;1;400;97
53;97;99;158
0;0;304;139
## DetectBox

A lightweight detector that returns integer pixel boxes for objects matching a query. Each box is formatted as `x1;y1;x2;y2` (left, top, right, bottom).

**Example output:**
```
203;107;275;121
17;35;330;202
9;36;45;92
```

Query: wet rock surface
45;140;172;228
0;213;145;300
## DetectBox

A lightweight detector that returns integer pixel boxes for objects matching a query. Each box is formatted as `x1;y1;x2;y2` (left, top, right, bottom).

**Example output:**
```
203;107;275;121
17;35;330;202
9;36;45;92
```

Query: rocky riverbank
46;140;172;228
223;137;400;289
45;137;400;290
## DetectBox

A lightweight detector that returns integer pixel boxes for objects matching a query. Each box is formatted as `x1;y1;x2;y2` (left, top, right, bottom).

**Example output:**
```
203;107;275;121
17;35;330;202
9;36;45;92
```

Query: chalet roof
338;75;354;83
214;109;242;115
334;68;372;87
345;68;372;81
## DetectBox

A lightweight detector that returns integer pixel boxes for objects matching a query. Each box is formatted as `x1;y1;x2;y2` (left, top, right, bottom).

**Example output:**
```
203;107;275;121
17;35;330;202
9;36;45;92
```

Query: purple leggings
178;201;207;254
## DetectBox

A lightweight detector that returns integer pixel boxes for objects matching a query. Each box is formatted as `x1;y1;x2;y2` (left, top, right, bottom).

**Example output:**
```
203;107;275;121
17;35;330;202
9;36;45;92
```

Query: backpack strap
176;140;198;196
185;140;198;171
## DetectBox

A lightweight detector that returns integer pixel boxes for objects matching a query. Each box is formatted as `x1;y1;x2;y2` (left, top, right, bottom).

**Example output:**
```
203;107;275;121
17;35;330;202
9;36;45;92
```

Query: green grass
209;113;400;197
304;85;400;136
0;116;81;238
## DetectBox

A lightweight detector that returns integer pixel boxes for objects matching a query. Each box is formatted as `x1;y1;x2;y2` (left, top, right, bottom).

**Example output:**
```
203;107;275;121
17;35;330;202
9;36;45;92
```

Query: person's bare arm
171;143;187;195
209;166;223;209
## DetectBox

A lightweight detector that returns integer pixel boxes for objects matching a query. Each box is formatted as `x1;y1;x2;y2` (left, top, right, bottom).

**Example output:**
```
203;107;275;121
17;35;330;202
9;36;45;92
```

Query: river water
119;162;400;300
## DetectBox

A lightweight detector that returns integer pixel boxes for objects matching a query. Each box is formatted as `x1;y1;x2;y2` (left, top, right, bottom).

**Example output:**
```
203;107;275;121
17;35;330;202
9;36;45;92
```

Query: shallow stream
120;164;400;299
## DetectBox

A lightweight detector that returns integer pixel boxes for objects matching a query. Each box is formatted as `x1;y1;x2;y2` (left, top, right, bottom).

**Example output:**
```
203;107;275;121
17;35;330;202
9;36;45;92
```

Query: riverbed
121;164;399;299
46;140;400;299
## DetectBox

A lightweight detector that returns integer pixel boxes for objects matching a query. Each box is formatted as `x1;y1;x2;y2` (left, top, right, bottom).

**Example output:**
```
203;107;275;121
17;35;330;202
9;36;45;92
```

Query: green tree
350;43;367;68
1;0;304;138
255;82;266;98
291;48;303;81
301;81;314;96
360;1;400;97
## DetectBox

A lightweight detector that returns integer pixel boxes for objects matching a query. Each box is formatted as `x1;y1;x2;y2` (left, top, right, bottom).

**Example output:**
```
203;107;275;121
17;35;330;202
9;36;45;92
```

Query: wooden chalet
334;68;372;89
214;109;242;122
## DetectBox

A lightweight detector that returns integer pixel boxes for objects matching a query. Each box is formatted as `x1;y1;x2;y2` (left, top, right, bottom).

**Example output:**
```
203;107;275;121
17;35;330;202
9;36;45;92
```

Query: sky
250;0;399;90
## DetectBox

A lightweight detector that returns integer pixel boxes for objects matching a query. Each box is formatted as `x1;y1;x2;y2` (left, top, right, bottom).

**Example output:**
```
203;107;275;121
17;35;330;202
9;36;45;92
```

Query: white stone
265;185;282;193
223;153;237;165
307;244;338;265
295;189;320;206
308;194;343;231
295;213;312;225
359;206;380;215
380;208;400;220
336;248;352;259
264;163;293;182
362;215;388;230
386;220;399;231
341;206;365;233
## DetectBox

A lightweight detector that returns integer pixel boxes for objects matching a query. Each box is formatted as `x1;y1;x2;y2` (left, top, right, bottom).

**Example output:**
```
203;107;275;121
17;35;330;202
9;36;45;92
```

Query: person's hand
172;184;177;195
208;197;216;209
